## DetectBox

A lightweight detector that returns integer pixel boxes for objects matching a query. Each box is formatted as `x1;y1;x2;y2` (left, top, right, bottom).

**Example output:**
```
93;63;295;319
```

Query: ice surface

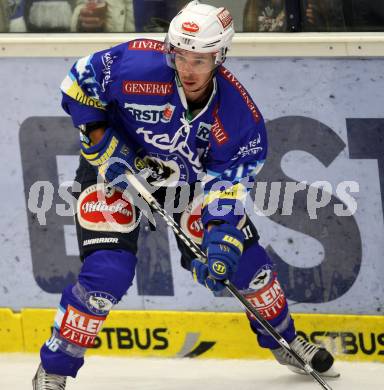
0;354;383;389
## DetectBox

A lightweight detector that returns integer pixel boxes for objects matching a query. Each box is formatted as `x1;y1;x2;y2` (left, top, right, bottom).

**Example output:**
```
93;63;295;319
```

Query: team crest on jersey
125;103;175;124
145;153;190;183
144;156;182;186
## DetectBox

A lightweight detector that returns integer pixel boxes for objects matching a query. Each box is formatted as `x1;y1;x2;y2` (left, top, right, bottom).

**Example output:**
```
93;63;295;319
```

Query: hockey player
33;1;338;388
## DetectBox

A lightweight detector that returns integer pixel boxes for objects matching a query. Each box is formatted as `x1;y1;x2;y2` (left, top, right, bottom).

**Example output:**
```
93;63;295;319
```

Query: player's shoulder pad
119;38;173;82
216;66;262;125
61;44;123;110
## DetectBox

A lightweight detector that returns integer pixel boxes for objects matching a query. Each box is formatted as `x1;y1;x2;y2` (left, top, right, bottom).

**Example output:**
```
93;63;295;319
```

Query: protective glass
165;46;218;74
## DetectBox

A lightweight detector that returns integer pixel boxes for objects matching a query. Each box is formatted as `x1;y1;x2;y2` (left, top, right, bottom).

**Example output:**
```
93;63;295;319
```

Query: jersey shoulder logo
219;67;261;123
128;39;165;52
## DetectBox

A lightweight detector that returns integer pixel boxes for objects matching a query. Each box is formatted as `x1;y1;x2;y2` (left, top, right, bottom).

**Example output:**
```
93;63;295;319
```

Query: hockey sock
41;249;137;377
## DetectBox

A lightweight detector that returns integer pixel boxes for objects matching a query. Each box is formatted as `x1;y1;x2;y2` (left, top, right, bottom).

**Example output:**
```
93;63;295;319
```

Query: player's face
174;49;215;99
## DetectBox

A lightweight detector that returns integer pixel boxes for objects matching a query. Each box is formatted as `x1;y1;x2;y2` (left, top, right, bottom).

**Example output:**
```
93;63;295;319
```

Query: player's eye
175;54;187;62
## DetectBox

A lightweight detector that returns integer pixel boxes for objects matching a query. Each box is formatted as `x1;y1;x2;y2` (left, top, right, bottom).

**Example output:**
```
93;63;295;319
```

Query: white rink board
0;355;383;390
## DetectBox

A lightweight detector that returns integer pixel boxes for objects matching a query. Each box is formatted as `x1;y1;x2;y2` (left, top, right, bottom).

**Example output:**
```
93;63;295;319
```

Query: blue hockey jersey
61;39;268;226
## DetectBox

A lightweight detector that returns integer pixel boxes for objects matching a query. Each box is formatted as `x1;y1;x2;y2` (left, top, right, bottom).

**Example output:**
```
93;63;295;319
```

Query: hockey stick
125;172;333;390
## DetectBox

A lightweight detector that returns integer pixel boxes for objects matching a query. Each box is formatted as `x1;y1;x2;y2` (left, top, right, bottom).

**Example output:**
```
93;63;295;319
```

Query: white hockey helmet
165;1;235;69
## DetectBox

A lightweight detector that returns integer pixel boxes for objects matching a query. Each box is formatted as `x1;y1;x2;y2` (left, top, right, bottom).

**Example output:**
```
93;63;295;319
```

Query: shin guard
232;243;296;349
41;249;137;377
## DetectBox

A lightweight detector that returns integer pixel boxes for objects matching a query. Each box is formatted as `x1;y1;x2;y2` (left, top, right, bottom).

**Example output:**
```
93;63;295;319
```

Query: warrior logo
212;261;227;275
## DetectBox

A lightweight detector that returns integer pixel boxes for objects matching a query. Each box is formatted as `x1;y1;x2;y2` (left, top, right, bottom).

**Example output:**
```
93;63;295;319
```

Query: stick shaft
125;173;333;390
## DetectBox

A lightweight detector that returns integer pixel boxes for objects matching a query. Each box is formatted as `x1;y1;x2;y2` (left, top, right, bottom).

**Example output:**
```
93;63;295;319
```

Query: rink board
0;308;383;362
1;58;383;315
